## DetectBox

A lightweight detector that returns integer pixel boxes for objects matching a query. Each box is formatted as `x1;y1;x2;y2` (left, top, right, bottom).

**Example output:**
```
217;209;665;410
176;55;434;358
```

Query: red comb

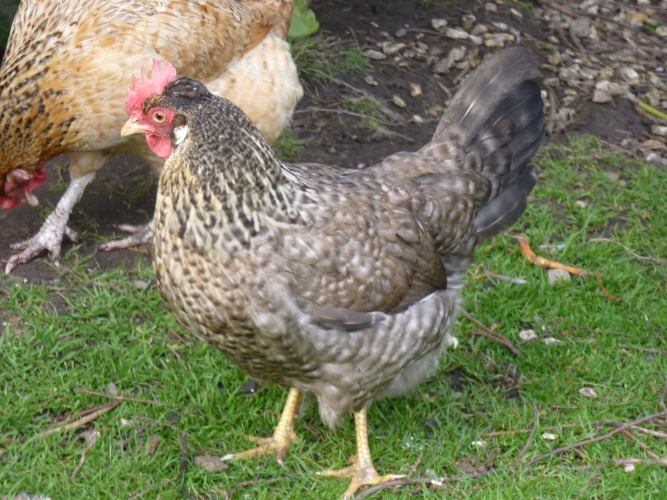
125;60;178;117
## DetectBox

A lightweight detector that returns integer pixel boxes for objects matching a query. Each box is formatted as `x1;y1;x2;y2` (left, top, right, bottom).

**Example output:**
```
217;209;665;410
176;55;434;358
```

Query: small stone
363;75;379;86
491;21;508;31
509;7;523;19
547;268;571;284
592;88;612;104
543;77;560;87
656;25;667;37
645;353;656;363
604;172;619;183
444;27;470;40
241;380;259;394
644;89;662;107
519;329;537;341
575;199;589;208
107;382;119;396
121;418;134;427
471;440;485;447
484;2;497;12
547;51;563;66
470;24;488;36
195;456;230;472
569;17;590;38
411;114;424;124
462;14;476;31
651;125;667;137
392;95;407;108
133;279;149;289
380;41;406;55
542;337;565;345
166;411;182;423
410;83;422;98
431;18;448;32
599;66;614;79
541;432;558;440
483;33;515;48
646;152;667;168
395;27;407;38
363;49;386;60
617;66;640;85
579;387;598;398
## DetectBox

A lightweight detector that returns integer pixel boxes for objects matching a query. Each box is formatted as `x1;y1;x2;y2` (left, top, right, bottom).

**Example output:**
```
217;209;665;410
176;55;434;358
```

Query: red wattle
1;166;48;210
147;133;173;158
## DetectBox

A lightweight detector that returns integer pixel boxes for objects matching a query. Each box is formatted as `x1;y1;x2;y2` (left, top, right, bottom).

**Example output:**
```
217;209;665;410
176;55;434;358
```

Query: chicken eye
153;111;166;123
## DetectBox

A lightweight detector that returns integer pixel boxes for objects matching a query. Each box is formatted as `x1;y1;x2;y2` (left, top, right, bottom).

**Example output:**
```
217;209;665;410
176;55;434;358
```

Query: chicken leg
222;387;303;464
5;151;112;274
319;408;405;500
100;220;154;251
5;172;95;274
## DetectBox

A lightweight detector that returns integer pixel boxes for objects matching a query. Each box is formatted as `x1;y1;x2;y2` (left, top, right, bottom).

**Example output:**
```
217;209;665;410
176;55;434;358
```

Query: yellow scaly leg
319;408;405;499
223;387;303;464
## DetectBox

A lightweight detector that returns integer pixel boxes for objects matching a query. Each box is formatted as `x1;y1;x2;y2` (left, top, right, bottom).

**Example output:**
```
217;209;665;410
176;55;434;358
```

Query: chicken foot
100;220;154;251
5;172;95;274
222;387;303;464
319;408;405;500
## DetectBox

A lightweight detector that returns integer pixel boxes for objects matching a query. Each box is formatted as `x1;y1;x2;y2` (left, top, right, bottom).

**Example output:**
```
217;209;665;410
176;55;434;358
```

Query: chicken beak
24;191;39;207
121;118;148;137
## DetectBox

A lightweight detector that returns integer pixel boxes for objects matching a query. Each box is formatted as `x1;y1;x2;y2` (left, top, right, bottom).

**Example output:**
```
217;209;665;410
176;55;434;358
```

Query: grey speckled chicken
122;46;544;499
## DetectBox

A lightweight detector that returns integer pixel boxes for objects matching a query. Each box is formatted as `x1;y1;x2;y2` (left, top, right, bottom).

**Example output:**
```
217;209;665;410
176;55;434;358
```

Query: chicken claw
222;388;303;464
6;224;80;274
100;220;153;251
318;408;405;500
4;173;95;274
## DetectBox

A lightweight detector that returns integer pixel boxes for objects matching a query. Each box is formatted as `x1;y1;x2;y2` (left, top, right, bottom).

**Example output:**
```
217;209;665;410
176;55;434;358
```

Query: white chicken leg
99;220;154;251
5;172;95;273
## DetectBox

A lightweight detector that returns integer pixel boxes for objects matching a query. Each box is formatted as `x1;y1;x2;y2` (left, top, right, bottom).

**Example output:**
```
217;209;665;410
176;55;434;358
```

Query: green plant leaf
288;0;319;40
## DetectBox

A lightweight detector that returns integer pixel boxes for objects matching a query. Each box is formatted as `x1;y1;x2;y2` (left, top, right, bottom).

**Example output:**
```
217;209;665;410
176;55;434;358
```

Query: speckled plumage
150;47;545;430
1;0;302;271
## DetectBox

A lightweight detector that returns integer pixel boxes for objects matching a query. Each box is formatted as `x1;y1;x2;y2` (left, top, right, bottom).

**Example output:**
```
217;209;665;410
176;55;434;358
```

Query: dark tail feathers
432;46;544;244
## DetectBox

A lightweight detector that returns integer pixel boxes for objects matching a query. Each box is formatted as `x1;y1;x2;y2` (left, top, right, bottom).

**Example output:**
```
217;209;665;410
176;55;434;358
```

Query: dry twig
515;403;540;467
661;375;667;413
523;411;667;467
37;400;121;438
354;470;498;499
76;387;165;405
614;428;660;460
461;311;522;356
513;235;622;303
178;434;196;500
71;430;99;482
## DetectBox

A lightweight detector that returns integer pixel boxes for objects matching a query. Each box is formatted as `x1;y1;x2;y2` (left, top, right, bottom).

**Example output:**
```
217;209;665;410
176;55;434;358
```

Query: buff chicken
1;0;302;273
121;47;544;499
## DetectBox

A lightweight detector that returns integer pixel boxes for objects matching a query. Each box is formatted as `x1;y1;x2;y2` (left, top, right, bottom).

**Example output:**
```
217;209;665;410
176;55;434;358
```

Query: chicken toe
5;173;94;273
100;221;154;252
319;408;405;500
222;388;303;464
6;223;80;274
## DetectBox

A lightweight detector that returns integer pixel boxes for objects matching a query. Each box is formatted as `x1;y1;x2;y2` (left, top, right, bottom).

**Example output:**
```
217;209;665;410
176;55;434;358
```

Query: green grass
273;128;307;163
343;98;384;117
291;35;372;85
2;136;667;498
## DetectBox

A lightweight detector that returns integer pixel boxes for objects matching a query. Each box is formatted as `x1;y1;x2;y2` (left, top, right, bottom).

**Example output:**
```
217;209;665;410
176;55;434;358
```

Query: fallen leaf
579;387;598;398
195;456;230;472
